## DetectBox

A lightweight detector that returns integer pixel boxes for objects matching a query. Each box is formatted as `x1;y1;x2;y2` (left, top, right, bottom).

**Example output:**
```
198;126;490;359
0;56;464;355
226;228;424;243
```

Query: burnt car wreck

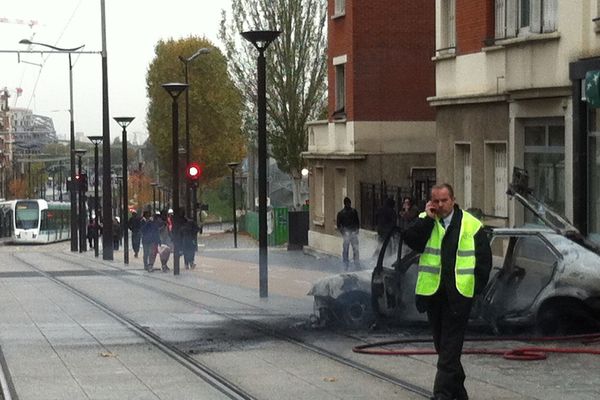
309;168;600;334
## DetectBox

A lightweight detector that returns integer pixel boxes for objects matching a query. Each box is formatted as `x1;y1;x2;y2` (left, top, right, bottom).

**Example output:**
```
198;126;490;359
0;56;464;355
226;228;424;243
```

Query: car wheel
536;300;598;336
335;291;375;329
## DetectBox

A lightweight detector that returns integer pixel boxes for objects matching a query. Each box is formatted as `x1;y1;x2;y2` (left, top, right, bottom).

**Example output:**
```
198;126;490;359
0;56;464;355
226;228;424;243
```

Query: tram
0;199;71;244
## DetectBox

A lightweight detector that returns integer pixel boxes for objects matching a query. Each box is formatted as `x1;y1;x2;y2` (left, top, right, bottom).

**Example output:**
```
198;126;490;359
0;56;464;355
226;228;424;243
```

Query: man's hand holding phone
425;201;437;219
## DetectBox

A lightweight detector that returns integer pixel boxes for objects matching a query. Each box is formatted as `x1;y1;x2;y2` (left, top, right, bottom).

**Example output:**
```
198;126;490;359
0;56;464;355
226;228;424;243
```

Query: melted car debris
310;168;600;333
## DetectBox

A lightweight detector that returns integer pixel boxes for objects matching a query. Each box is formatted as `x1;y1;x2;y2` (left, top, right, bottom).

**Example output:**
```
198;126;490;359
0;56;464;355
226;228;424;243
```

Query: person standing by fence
336;197;360;270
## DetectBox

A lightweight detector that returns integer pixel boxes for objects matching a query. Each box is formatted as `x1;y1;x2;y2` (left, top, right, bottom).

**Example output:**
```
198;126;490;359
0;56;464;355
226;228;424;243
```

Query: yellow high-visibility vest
415;210;481;298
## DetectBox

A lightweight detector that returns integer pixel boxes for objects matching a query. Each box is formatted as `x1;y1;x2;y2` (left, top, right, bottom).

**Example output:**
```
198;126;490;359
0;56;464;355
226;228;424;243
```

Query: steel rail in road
11;253;258;400
45;251;434;399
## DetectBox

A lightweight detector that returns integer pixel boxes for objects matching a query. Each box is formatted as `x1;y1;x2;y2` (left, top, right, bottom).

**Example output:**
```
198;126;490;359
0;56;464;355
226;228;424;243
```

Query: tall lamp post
179;47;210;218
227;162;240;248
151;182;158;214
162;83;188;276
242;30;281;298
74;149;87;253
19;39;85;253
114;117;134;265
88;136;103;257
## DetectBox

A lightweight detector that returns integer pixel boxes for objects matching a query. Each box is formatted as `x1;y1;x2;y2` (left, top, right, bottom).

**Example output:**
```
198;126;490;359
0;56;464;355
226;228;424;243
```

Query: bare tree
220;0;327;208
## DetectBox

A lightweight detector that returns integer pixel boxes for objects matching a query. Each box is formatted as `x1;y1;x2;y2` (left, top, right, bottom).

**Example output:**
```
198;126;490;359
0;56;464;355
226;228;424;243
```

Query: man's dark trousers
426;288;471;400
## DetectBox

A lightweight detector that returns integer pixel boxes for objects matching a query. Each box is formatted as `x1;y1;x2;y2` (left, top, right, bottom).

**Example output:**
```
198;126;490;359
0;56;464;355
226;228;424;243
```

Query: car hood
307;270;372;298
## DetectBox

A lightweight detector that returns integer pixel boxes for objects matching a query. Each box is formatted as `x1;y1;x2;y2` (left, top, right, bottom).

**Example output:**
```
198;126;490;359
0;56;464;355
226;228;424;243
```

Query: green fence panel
270;207;288;246
241;208;288;246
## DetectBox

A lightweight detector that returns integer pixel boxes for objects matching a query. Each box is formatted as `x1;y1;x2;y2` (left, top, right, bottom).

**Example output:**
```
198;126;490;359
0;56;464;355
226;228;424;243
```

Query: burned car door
372;227;425;322
479;233;558;328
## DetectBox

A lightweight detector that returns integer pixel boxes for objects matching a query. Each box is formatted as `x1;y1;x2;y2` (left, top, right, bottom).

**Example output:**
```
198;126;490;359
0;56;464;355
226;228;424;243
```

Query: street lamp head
227;162;240;171
19;38;85;52
180;47;211;63
301;168;309;177
151;182;158;187
162;82;189;99
113;117;135;128
241;30;282;51
73;149;86;156
87;135;103;145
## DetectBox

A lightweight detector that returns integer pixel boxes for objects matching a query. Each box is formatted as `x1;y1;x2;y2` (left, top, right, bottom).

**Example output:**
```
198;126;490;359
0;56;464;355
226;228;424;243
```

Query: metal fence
359;182;412;231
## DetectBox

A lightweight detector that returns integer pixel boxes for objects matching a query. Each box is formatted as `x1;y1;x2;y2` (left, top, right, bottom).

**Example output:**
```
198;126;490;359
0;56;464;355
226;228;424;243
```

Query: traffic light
74;173;88;190
186;162;202;182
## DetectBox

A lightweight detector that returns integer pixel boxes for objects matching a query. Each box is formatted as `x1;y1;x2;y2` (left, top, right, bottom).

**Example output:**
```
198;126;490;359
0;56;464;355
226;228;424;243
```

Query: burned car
309;169;600;333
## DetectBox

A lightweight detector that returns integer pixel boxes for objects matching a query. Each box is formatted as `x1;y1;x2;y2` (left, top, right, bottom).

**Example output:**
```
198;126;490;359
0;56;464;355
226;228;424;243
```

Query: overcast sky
1;0;232;144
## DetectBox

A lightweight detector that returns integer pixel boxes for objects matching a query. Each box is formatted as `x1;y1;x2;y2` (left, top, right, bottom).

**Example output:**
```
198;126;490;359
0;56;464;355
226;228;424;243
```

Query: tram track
11;252;257;400
39;251;434;399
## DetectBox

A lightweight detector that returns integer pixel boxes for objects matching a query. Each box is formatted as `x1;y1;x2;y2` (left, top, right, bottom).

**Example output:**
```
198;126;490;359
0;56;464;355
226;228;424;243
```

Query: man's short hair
431;183;455;199
343;197;351;206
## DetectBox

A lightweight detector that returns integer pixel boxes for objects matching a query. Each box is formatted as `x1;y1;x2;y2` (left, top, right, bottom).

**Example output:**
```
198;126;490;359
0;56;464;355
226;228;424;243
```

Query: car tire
536;299;598;336
335;291;375;329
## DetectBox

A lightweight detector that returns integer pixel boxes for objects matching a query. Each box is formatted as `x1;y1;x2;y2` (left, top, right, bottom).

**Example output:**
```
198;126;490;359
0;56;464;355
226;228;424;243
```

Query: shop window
523;120;565;223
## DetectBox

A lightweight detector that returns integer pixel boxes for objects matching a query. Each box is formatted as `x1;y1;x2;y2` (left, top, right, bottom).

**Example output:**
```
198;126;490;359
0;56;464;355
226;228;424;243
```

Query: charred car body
309;169;600;333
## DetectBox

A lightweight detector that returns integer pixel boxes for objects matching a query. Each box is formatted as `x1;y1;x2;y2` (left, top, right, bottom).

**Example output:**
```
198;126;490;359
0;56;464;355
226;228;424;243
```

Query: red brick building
303;0;437;257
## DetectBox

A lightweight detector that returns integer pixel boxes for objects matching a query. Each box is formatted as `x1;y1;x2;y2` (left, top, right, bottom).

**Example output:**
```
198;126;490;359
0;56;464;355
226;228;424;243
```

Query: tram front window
15;201;39;230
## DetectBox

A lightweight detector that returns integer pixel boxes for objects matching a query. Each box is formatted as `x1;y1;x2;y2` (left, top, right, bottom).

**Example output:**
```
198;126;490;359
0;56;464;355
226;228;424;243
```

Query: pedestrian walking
403;183;492;400
141;211;160;272
399;196;420;230
158;210;172;272
180;217;200;269
128;210;143;258
112;216;121;250
86;217;99;249
374;197;397;257
336;197;360;270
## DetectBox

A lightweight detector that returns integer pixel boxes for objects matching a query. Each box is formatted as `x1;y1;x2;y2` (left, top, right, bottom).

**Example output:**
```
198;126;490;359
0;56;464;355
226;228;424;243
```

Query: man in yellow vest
403;183;491;400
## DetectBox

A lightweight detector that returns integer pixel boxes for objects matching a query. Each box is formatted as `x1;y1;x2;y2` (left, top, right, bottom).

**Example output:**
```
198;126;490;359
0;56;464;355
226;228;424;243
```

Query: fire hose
353;332;600;361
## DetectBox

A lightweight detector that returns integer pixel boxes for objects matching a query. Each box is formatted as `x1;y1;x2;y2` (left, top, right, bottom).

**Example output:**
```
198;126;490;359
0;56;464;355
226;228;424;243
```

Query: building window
439;0;456;52
495;0;557;39
523;120;564;222
588;108;600;242
334;0;345;16
315;167;325;220
334;63;346;117
454;144;472;210
485;142;508;219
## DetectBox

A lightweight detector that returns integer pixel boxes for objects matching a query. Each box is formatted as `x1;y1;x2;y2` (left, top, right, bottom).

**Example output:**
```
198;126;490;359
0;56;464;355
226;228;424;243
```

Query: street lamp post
88;136;103;257
162;83;188;276
74;149;87;253
19;39;85;253
227;162;240;248
151;182;158;214
116;176;123;249
114;117;134;265
179;47;210;218
242;30;281;298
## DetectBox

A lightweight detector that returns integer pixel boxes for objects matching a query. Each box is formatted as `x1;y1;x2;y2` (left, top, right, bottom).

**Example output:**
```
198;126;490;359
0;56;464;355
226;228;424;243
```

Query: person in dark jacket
180;217;200;269
128;210;143;258
403;183;491;400
112;216;121;250
141;211;161;272
336;197;360;270
374;197;397;257
399;196;420;230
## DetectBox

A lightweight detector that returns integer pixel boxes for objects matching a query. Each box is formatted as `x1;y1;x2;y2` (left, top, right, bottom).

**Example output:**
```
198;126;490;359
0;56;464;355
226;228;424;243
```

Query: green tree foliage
146;37;245;188
219;0;327;181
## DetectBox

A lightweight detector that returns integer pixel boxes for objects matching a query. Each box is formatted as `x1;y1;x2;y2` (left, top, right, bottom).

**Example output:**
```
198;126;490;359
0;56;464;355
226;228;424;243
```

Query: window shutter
464;149;472;210
448;0;456;48
543;0;557;32
506;0;518;37
494;145;508;218
530;0;542;33
495;0;506;39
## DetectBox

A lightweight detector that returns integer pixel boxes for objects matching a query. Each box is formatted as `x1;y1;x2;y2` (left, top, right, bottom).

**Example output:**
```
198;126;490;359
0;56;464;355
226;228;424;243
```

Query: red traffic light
186;162;202;180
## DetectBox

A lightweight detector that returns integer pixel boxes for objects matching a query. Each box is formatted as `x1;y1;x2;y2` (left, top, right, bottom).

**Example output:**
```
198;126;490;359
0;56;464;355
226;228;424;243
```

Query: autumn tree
220;0;328;207
146;37;246;190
